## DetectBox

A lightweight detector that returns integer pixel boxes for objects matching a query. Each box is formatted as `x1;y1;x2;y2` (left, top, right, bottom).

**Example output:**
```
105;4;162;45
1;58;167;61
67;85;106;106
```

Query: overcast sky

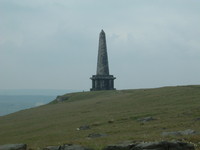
1;0;200;91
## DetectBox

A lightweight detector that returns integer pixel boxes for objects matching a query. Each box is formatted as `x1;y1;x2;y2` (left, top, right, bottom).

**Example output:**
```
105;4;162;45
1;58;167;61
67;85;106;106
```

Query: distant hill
0;89;77;116
0;89;76;96
0;95;55;116
0;85;200;150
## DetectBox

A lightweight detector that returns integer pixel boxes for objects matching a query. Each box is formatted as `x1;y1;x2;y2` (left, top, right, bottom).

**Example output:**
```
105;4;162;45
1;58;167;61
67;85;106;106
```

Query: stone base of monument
90;75;116;91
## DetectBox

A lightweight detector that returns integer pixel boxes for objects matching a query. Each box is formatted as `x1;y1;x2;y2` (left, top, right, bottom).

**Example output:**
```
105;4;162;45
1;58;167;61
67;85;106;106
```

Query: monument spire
90;30;116;91
97;29;109;75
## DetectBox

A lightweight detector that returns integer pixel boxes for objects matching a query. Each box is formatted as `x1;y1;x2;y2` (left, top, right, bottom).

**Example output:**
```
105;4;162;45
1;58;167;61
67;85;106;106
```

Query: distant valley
0;89;76;116
0;95;55;116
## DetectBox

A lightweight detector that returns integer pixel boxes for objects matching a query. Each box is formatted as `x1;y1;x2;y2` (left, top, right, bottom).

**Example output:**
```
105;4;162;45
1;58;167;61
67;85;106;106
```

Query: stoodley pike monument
90;30;116;91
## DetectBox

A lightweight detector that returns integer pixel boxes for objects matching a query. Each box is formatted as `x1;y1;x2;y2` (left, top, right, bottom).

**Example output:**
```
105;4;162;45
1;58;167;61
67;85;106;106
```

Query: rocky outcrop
102;142;136;150
0;141;195;150
43;146;61;150
55;95;70;102
0;144;27;150
135;141;194;150
103;141;195;150
43;144;92;150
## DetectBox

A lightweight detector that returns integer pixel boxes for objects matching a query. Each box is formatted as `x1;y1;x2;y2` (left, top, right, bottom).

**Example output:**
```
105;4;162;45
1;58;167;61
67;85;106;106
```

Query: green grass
0;85;200;150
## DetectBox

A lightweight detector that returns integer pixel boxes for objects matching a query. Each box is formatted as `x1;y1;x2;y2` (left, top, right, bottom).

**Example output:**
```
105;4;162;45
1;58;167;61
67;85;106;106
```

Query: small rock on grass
91;122;101;126
162;129;198;136
77;125;91;131
137;116;156;123
194;117;200;121
108;119;114;124
87;133;107;138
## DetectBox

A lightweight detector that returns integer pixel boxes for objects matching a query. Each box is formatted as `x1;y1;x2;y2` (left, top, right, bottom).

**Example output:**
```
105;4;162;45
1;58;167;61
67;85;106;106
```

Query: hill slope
0;85;200;149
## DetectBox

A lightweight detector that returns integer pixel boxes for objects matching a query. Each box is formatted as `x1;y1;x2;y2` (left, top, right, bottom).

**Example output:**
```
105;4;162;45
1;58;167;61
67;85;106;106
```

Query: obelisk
90;30;116;91
96;30;109;75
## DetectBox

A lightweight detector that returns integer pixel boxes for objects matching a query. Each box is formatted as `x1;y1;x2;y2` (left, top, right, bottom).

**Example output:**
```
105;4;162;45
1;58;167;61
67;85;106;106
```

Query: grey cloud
0;0;200;90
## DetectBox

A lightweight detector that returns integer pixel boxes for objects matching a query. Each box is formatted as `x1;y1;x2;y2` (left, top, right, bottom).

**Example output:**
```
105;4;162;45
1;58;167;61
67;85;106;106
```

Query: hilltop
0;85;200;149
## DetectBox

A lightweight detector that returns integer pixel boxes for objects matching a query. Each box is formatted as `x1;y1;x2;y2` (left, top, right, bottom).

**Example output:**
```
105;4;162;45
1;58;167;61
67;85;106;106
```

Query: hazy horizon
0;95;56;116
0;89;77;96
0;89;76;116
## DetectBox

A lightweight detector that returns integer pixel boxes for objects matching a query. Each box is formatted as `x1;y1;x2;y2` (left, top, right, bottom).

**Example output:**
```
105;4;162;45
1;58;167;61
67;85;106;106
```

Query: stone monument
90;30;116;91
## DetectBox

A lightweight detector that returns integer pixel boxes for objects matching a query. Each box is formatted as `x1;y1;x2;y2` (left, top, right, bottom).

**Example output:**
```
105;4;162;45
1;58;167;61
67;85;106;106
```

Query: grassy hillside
0;85;200;150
